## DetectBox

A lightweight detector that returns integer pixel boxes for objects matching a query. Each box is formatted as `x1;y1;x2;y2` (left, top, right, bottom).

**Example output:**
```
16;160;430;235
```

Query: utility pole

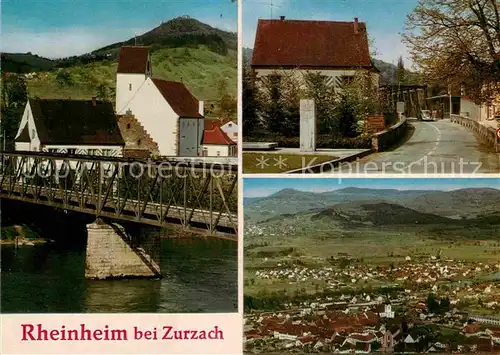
448;82;452;119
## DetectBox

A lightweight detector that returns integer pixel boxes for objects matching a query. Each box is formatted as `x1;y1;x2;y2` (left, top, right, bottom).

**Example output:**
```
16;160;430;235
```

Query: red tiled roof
252;19;373;68
117;46;150;74
202;125;235;145
152;79;202;118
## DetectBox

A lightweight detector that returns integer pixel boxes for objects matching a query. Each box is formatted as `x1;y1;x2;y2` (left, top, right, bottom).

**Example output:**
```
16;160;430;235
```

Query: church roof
151;79;203;118
117;46;150;74
27;99;124;146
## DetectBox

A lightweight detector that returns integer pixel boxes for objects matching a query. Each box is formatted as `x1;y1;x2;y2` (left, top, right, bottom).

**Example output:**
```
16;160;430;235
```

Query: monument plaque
300;99;316;152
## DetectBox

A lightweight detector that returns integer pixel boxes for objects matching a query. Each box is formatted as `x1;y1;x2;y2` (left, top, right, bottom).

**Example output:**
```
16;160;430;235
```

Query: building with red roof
115;46;207;157
202;124;236;157
251;17;379;88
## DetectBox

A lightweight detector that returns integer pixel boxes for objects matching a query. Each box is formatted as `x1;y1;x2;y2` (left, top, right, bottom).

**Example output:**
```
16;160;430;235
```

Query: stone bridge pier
85;219;162;280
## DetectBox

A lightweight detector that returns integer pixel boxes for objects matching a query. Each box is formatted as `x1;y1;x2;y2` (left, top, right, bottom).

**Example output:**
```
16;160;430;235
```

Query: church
115;46;205;157
14;46;236;158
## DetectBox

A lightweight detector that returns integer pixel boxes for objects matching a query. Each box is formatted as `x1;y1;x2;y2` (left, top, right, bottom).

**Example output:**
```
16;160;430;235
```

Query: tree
242;64;260;136
215;77;237;122
303;72;337;134
395;56;407;84
403;0;500;103
1;74;28;150
55;70;73;87
427;293;440;313
257;70;300;137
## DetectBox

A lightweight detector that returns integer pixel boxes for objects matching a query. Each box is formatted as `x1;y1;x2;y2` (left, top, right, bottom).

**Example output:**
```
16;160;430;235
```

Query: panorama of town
245;254;500;353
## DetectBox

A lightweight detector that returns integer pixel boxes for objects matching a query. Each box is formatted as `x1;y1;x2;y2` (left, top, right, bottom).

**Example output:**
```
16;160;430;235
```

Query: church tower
115;46;152;114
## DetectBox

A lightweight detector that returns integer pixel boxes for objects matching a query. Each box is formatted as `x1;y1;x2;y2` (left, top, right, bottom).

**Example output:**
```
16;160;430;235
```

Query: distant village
13;46;238;159
245;255;500;353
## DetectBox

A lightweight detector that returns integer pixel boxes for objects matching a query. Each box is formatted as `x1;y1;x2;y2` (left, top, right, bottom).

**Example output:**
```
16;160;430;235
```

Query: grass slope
26;47;236;115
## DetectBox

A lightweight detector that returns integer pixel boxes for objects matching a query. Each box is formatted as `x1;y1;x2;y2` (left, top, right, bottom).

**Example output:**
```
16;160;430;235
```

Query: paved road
333;119;500;174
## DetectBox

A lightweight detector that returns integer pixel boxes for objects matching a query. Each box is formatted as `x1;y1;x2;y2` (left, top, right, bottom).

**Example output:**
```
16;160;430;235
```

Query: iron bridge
0;152;238;239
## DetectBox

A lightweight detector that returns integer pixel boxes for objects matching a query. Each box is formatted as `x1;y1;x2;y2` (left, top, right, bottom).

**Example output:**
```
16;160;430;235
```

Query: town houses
245;253;500;353
13;46;237;157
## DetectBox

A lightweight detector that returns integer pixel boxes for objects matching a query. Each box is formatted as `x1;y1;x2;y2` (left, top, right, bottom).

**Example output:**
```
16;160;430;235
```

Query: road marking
404;122;442;172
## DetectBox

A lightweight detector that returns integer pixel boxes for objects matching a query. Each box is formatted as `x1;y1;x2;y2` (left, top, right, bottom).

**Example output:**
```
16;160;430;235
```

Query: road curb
284;149;373;174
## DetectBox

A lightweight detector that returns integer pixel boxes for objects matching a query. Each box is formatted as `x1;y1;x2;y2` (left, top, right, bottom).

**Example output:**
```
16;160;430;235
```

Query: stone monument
300;99;316;152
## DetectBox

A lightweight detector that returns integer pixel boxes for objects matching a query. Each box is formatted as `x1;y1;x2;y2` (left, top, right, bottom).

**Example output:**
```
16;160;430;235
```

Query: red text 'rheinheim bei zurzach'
21;324;224;341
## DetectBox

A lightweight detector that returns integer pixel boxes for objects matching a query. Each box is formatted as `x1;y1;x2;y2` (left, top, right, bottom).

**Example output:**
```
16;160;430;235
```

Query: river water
1;238;237;313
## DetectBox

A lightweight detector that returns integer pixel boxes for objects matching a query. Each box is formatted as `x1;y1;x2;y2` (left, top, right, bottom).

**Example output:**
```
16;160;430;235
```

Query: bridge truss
0;152;238;238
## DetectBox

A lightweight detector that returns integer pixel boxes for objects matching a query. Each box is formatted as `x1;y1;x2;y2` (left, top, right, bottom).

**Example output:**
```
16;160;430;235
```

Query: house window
127;123;131;129
137;139;141;146
203;148;208;157
102;149;113;156
48;148;58;153
31;129;35;139
216;151;220;157
87;149;98;155
129;83;132;91
228;123;232;127
67;149;76;155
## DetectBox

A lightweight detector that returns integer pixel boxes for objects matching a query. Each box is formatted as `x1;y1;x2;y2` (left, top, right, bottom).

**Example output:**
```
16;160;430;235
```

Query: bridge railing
0;152;238;236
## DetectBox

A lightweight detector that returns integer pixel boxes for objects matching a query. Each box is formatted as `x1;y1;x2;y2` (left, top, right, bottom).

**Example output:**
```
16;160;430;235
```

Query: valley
243;184;500;353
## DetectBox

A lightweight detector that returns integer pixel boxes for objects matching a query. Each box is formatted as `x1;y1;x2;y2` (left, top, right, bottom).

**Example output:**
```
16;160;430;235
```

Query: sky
243;178;500;198
242;0;418;66
1;0;237;59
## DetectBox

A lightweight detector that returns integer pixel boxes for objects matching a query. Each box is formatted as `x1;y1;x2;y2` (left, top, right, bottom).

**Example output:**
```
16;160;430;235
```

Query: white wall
221;121;238;143
14;102;41;151
42;145;123;157
15;142;30;151
202;144;235;157
122;77;179;156
460;98;481;119
116;73;148;114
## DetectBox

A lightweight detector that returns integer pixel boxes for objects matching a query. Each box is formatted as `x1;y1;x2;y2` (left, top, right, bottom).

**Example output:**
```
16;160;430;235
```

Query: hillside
1;53;55;73
401;188;500;219
244;187;436;222
93;16;237;58
4;17;237;113
26;47;236;104
311;201;452;226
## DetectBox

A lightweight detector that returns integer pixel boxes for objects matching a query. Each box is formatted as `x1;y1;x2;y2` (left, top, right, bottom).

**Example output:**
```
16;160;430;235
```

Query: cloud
1;27;149;59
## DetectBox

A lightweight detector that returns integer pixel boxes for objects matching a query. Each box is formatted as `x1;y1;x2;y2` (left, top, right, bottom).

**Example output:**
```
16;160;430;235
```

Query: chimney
91;96;96;106
199;101;204;117
354;17;359;34
280;16;286;21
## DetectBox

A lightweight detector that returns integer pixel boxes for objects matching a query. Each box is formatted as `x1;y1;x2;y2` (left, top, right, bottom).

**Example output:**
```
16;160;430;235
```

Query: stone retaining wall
371;117;408;152
451;114;499;152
